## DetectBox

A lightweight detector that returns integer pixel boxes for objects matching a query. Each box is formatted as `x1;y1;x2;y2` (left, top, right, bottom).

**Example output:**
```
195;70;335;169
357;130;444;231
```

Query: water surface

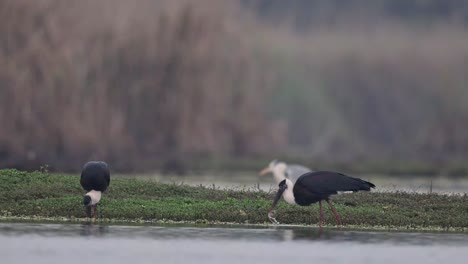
122;171;468;194
1;222;467;264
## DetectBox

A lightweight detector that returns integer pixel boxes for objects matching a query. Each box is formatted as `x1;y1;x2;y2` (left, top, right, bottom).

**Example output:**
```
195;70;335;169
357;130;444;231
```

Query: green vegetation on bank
0;169;467;230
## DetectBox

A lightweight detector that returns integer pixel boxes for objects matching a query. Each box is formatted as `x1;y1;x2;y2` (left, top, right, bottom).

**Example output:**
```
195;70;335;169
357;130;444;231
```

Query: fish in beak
259;160;279;176
258;167;272;176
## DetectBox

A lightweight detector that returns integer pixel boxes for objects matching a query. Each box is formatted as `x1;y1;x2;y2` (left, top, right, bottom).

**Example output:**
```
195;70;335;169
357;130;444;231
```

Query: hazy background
1;0;468;175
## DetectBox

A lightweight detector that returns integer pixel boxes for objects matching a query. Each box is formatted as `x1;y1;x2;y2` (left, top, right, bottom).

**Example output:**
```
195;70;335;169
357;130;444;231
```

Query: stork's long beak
268;185;286;224
85;205;92;218
269;186;286;212
258;167;272;176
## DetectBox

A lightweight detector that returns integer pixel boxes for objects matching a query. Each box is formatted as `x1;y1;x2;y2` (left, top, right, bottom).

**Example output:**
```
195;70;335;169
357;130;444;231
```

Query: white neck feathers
86;190;102;205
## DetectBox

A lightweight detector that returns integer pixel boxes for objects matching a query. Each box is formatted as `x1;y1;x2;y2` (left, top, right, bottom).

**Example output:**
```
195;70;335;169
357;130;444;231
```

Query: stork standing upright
268;171;375;228
80;161;110;221
258;160;312;184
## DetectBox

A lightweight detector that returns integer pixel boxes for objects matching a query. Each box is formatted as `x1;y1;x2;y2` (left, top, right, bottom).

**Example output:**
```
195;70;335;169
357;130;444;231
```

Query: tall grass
1;0;468;172
0;0;273;171
262;25;468;164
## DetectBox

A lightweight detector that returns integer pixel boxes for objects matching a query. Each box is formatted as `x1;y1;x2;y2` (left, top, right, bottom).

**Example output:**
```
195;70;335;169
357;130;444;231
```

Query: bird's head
258;160;288;182
83;195;92;206
278;179;288;191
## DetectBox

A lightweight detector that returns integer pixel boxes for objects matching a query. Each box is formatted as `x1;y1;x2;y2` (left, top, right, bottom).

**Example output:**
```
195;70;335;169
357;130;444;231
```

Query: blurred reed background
1;0;468;175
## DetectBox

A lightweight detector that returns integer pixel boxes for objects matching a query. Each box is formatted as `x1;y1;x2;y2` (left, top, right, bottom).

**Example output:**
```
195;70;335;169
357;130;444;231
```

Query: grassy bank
0;169;467;231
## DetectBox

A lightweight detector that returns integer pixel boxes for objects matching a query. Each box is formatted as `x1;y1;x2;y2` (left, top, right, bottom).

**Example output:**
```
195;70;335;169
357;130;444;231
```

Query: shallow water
1;222;467;264
124;171;468;194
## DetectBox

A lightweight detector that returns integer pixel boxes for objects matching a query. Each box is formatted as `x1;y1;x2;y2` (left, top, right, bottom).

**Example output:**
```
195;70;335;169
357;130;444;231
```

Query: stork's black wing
103;163;110;186
297;171;375;194
80;161;110;192
293;171;374;205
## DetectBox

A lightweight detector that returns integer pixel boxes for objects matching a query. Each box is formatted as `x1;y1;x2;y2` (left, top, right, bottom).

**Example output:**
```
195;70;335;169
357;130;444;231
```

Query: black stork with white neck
268;171;375;228
80;161;110;221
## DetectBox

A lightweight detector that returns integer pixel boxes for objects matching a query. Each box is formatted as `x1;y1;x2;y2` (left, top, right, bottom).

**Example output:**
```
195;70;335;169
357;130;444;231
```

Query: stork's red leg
319;200;324;228
326;200;342;226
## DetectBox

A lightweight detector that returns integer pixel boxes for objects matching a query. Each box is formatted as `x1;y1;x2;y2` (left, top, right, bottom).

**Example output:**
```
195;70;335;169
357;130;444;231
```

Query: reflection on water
80;222;109;237
1;222;467;264
1;222;467;246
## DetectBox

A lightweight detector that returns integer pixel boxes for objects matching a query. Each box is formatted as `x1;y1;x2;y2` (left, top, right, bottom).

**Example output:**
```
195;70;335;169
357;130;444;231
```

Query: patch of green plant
0;169;467;230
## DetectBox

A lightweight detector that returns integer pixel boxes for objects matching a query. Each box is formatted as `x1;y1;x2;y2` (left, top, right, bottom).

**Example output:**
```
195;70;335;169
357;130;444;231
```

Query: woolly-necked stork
258;160;312;184
268;171;375;227
80;161;110;221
